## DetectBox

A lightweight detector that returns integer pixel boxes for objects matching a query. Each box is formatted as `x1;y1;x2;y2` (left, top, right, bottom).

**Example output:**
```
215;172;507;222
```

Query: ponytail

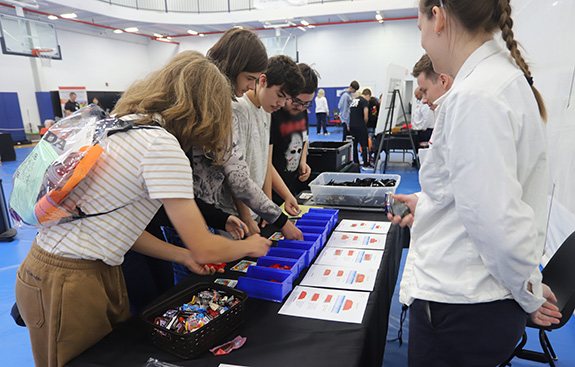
497;0;547;121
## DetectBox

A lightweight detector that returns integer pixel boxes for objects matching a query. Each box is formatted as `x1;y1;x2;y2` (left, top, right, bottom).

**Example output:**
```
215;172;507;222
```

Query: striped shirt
36;127;195;266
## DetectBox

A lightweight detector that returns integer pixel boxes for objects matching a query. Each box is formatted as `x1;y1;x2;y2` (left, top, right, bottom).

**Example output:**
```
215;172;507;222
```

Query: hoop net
32;48;53;67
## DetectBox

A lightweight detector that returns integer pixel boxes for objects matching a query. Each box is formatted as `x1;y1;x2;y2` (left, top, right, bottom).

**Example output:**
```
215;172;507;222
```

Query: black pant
342;122;350;141
417;128;433;143
408;299;526;367
350;124;369;165
316;112;328;134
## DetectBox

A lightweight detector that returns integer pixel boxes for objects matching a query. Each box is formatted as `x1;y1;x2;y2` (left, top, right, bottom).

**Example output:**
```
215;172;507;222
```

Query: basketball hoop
32;48;53;67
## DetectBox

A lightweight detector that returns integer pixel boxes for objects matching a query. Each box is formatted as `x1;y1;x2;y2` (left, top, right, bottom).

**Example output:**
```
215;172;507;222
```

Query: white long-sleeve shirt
411;98;435;130
400;40;548;314
315;96;329;113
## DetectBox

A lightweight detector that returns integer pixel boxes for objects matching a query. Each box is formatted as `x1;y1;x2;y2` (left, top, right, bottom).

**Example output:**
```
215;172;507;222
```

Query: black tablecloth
68;210;409;367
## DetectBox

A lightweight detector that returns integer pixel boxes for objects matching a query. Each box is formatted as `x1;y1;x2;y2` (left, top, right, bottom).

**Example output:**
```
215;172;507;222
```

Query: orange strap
35;145;104;224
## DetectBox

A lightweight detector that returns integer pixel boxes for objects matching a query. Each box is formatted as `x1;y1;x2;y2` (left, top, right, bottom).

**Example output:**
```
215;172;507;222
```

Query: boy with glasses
268;63;319;207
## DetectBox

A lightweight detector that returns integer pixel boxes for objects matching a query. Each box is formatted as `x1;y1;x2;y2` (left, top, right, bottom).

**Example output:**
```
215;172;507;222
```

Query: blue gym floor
1;125;573;366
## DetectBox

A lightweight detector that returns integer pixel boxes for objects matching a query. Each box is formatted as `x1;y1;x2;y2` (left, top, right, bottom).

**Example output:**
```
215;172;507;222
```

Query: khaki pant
15;241;131;367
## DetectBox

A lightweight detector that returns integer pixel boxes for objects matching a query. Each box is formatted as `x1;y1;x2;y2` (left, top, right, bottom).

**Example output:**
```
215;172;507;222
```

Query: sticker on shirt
230;260;256;273
269;232;285;241
214;278;238;288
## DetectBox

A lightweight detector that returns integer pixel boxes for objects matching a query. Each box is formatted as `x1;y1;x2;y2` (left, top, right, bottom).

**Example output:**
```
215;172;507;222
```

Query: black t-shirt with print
270;108;308;185
349;96;369;129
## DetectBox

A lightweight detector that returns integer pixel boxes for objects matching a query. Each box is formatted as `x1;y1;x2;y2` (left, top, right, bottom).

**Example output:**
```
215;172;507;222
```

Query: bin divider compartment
256;256;299;278
296;224;328;245
266;247;307;274
237;266;293;303
276;240;316;265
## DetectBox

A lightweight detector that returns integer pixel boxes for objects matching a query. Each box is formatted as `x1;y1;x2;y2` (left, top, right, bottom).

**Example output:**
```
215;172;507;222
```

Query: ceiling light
166;36;172;40
262;20;295;28
297;26;307;32
153;33;163;38
47;15;58;20
113;29;123;34
124;27;139;33
199;33;205;37
187;29;198;35
300;20;309;26
60;13;77;19
376;12;383;21
308;25;315;29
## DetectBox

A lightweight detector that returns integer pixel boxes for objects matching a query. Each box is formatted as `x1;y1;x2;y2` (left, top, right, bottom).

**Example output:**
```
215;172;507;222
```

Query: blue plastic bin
297;218;331;232
302;233;322;251
276;240;316;266
266;247;307;274
237;266;293;302
256;256;300;279
296;225;328;244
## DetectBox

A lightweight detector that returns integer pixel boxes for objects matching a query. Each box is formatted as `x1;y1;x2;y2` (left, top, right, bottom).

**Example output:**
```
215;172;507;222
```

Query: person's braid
497;0;547;120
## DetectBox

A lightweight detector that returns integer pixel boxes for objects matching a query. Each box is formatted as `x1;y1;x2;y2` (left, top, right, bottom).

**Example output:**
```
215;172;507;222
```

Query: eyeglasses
290;98;313;108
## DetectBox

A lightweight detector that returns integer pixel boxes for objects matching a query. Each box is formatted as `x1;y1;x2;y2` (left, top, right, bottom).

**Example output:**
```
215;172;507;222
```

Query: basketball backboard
0;14;61;59
260;35;297;61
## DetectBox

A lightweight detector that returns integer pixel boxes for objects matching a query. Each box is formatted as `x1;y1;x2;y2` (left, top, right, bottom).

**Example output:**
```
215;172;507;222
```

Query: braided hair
420;0;547;120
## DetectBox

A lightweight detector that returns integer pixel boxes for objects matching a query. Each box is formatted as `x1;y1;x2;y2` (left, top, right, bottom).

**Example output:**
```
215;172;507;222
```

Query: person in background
90;97;107;118
219;55;305;239
410;87;435;143
338;80;359;141
363;89;379;160
315;88;329;135
411;54;453;145
389;1;561;365
269;63;319;207
64;92;79;116
349;88;371;168
367;92;379;135
40;119;55;136
15;50;271;367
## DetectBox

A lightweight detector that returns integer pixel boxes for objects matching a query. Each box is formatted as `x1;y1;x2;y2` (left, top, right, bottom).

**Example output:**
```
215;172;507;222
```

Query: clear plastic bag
9;105;132;227
142;358;183;367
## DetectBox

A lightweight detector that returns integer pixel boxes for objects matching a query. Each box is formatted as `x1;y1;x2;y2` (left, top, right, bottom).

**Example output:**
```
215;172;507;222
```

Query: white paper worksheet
314;247;383;270
300;264;378;291
326;231;386;250
335;219;391;234
278;286;369;324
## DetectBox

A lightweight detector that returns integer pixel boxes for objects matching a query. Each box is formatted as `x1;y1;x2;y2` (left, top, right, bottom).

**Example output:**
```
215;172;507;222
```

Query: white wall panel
511;0;575;254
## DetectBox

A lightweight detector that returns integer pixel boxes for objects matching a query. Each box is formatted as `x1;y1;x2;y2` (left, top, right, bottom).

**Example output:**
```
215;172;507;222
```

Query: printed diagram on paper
300;264;378;291
279;286;369;324
335;219;391;234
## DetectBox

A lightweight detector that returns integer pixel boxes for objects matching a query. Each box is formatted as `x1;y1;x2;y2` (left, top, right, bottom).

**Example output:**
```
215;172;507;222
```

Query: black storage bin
140;282;247;359
307;141;352;172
